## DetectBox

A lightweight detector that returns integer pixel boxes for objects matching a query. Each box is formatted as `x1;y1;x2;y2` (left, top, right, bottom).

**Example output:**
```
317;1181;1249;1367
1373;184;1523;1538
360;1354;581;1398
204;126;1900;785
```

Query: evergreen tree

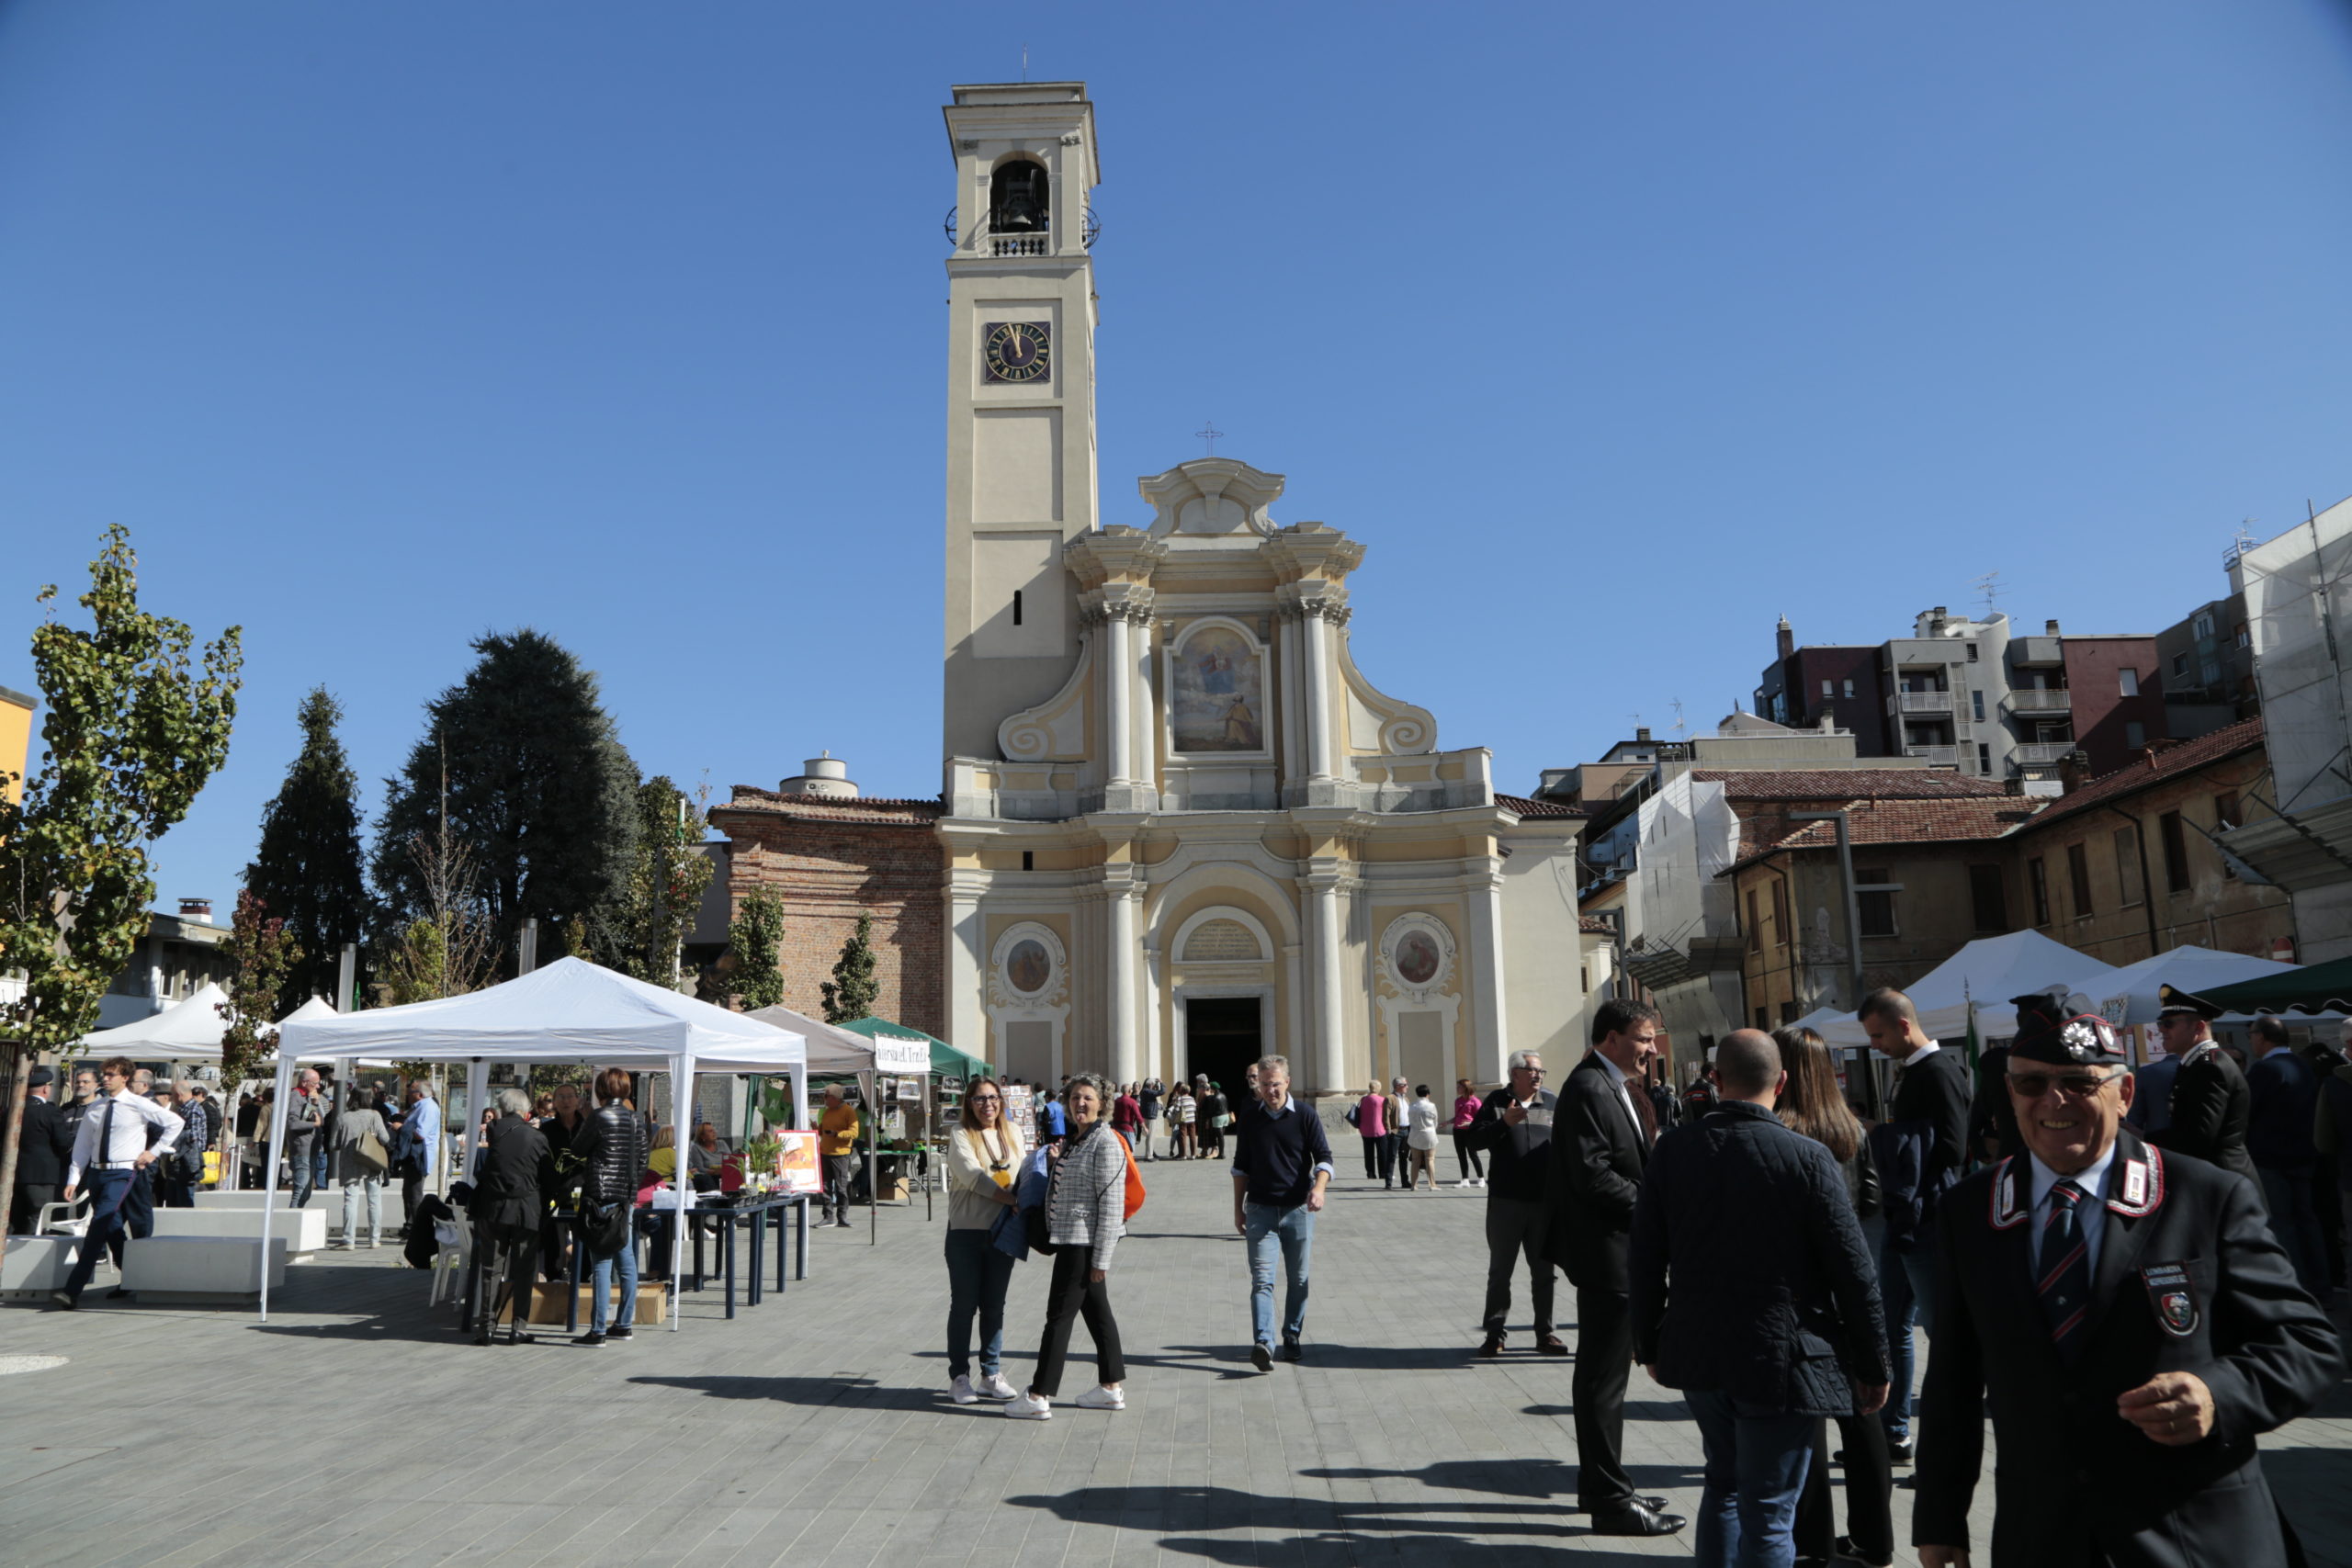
245;686;368;1012
218;891;301;1083
370;629;639;972
727;888;786;1010
583;774;714;984
821;913;880;1023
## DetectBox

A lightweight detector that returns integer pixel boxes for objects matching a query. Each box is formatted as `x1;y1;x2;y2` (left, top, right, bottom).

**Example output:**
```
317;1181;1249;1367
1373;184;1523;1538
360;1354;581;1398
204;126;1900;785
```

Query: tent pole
255;1055;294;1322
670;1056;693;1332
865;1068;876;1247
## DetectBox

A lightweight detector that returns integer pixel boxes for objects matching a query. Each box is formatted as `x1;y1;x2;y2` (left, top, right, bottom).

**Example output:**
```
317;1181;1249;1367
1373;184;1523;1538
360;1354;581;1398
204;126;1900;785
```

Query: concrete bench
119;1236;288;1299
1;1235;85;1298
151;1205;328;1255
193;1190;409;1224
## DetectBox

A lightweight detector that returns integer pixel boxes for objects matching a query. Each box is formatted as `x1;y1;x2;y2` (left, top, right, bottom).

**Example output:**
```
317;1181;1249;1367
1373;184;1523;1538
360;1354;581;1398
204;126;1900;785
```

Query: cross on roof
1195;421;1224;457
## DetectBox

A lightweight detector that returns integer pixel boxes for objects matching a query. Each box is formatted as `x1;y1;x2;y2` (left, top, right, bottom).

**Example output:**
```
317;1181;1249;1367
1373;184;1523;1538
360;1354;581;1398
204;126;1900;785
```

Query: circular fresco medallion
1394;929;1442;987
1005;938;1053;996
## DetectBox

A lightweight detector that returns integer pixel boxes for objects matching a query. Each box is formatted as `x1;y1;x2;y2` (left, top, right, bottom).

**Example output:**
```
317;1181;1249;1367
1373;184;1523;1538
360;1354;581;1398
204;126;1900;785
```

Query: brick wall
708;789;947;1037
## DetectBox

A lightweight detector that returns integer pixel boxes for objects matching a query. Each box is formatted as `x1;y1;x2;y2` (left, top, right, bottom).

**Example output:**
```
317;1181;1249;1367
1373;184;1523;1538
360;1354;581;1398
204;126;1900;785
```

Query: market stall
267;957;807;1327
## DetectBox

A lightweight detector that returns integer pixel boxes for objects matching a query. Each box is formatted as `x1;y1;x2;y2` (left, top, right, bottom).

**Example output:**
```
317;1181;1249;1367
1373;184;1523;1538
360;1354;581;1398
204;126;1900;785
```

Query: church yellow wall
0;688;31;806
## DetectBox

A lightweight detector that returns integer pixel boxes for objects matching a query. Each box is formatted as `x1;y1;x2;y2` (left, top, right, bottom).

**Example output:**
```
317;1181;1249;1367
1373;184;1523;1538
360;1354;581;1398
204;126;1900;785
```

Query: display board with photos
1001;1083;1037;1145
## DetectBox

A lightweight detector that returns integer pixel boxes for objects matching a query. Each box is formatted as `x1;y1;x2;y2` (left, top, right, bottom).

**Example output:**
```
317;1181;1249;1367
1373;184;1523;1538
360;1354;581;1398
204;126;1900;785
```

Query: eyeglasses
968;1095;1001;1104
2007;1070;2126;1100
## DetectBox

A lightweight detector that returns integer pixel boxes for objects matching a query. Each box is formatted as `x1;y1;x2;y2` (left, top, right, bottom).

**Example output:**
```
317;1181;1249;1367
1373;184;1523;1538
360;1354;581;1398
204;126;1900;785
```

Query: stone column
1305;867;1347;1094
1300;607;1335;781
1466;860;1511;1084
945;874;987;1059
1102;610;1132;786
1107;868;1141;1086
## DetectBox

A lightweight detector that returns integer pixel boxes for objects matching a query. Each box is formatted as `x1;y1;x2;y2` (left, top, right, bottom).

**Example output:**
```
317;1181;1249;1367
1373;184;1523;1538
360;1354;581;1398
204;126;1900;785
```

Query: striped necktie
2039;1179;2092;1362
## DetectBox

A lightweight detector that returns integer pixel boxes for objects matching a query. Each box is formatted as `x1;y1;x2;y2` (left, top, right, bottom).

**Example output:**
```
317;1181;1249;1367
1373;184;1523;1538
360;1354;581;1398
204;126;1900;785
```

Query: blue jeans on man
1244;1201;1314;1348
60;1168;139;1303
1688;1388;1816;1568
590;1222;639;1334
944;1226;1017;1379
1873;1226;1919;1443
288;1140;317;1209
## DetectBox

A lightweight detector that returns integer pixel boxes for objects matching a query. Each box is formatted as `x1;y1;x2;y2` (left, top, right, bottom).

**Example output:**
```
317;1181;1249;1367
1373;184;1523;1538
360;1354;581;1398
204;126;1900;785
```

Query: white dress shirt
1595;1054;1647;1142
67;1089;187;1187
2029;1142;2119;1281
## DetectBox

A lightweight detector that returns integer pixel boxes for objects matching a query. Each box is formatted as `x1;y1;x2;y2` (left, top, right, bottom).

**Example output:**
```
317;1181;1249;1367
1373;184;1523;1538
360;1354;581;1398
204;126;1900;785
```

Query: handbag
354;1127;391;1176
1344;1103;1361;1129
579;1195;632;1260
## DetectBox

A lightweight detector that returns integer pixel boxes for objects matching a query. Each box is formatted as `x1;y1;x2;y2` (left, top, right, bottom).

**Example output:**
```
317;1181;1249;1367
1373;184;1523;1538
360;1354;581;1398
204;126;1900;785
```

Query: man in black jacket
1634;1030;1887;1566
1914;998;2339;1568
10;1067;76;1235
2150;1002;2258;1186
1544;998;1684;1538
1464;1050;1561;1358
1860;986;1971;1461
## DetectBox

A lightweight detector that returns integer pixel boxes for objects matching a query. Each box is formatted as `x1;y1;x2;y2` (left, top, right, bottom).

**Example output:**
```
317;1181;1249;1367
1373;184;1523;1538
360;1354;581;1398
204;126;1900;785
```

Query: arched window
989;160;1049;234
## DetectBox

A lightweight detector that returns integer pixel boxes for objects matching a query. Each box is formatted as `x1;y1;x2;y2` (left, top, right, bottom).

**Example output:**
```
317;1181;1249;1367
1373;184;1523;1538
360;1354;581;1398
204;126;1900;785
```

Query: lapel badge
2122;1160;2147;1208
2141;1263;2199;1338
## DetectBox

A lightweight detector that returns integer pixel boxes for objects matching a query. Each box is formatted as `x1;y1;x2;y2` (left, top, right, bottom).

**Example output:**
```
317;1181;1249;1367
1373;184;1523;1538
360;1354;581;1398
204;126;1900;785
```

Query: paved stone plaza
2;1140;2346;1568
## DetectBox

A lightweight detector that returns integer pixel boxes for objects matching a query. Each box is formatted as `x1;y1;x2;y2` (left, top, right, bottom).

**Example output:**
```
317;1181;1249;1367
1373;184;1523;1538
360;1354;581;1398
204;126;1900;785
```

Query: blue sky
6;2;2352;911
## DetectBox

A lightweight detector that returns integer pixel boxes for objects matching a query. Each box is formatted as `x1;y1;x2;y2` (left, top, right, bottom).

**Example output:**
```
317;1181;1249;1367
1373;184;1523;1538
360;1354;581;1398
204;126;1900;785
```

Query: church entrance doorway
1183;996;1262;1102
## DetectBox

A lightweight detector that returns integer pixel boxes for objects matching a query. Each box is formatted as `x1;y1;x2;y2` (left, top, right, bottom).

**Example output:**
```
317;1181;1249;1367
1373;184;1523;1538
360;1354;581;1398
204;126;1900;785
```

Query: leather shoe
1474;1335;1506;1359
1250;1342;1273;1372
1536;1334;1569;1357
1280;1337;1304;1363
1589;1502;1687;1537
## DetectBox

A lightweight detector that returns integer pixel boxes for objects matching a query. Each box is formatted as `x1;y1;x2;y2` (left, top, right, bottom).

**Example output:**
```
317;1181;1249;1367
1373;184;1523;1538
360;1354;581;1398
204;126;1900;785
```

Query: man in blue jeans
1229;1055;1332;1373
1633;1031;1888;1568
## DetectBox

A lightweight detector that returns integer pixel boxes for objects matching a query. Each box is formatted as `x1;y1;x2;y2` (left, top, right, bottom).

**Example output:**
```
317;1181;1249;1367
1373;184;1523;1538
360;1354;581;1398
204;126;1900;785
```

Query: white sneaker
1003;1391;1052;1419
1075;1384;1125;1411
979;1372;1019;1400
950;1375;978;1405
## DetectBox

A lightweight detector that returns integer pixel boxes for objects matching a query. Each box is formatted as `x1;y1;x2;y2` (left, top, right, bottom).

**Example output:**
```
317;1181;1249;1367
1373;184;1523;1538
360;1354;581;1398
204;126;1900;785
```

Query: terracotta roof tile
1689;768;2013;801
1498;793;1586;818
2008;716;2267;836
1727;795;2045;873
713;786;945;825
1578;915;1614;935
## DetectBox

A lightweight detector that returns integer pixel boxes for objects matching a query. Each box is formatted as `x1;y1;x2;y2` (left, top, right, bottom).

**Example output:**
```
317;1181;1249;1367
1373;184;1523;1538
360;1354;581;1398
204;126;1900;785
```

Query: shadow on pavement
630;1374;955;1412
1523;1398;1689;1422
1003;1482;1678;1558
1303;1459;1701;1503
1166;1342;1475;1371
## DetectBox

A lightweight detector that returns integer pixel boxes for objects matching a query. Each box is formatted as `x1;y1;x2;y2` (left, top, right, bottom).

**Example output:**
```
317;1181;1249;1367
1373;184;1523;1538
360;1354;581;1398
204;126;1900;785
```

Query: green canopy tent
836;1015;989;1078
834;1017;990;1221
2164;955;2352;1020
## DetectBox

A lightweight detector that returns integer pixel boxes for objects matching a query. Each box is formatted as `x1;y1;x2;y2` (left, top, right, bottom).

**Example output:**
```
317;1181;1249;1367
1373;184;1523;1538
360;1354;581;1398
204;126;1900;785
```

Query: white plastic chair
427;1213;473;1306
37;1193;92;1237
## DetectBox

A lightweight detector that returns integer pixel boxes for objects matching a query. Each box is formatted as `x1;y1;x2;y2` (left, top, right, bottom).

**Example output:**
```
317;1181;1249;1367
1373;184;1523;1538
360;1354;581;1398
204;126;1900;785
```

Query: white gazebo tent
1806;931;2122;1048
77;983;234;1055
747;1005;933;1243
266;959;808;1327
2093;946;2301;1026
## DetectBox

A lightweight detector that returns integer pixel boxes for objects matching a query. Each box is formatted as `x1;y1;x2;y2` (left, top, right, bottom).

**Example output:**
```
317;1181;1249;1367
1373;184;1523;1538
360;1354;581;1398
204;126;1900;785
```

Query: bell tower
940;82;1102;762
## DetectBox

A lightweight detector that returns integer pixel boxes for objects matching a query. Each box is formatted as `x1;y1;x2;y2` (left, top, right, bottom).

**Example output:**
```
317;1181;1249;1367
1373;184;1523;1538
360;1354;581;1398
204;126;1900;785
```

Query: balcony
2014;741;2077;766
1904;744;1959;766
2007;689;2073;715
1889;690;1953;716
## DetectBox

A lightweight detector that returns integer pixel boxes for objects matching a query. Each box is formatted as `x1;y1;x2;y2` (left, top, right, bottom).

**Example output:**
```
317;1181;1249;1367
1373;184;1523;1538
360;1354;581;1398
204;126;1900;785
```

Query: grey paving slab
3;1144;2346;1567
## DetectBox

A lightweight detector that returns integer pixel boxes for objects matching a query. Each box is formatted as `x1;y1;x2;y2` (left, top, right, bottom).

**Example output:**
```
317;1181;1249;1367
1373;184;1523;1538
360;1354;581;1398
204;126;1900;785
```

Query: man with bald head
1634;1029;1888;1568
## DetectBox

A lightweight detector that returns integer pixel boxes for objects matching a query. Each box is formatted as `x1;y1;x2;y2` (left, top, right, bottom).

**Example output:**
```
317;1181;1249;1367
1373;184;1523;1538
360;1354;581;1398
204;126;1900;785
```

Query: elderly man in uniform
1914;989;2339;1568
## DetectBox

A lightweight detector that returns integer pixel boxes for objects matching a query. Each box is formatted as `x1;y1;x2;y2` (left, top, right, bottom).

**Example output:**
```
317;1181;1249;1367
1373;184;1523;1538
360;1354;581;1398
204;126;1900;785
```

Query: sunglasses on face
2007;1070;2125;1100
969;1096;1001;1104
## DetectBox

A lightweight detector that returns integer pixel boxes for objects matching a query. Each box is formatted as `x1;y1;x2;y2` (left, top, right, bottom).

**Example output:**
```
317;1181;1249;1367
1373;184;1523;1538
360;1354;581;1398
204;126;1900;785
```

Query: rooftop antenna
1669;696;1688;738
1021;44;1029;82
1970;570;2004;617
1194;420;1224;457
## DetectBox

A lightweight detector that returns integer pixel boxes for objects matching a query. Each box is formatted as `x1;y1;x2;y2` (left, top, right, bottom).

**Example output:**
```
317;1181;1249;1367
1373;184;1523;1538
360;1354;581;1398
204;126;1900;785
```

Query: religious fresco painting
1393;929;1442;987
1005;938;1053;996
1170;626;1264;752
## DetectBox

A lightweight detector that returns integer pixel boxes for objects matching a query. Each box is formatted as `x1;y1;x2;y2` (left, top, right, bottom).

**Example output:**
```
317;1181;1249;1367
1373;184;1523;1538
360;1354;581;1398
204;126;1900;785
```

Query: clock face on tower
982;321;1052;384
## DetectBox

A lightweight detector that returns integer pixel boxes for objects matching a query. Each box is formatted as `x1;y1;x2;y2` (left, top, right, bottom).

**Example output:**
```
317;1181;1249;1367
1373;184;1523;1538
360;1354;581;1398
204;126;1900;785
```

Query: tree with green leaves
218;891;301;1084
727;888;786;1010
585;774;714;986
0;525;242;1210
821;913;880;1024
245;686;368;1013
370;629;638;973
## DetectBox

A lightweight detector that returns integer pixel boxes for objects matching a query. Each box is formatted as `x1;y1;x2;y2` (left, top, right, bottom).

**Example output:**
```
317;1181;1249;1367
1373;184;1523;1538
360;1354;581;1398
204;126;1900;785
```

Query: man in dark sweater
1230;1055;1333;1371
1465;1050;1563;1358
1860;986;1971;1461
2246;1016;2328;1292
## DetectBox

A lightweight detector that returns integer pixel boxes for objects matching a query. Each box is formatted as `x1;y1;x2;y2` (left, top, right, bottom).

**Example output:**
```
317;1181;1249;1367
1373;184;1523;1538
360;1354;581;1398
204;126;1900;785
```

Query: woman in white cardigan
944;1077;1027;1404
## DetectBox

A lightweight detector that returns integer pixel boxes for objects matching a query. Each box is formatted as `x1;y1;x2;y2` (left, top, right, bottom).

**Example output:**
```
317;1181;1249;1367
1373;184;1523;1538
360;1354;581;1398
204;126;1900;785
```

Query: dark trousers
472;1218;539;1339
400;1169;424;1235
161;1160;197;1208
61;1168;137;1301
1481;1197;1556;1336
823;1154;856;1220
122;1167;155;1239
1360;1134;1381;1179
1453;1132;1484;1180
1795;1412;1893;1566
1379;1132;1402;1185
9;1182;60;1236
1572;1285;1636;1513
2316;1175;2345;1285
1032;1245;1124;1398
945;1226;1017;1380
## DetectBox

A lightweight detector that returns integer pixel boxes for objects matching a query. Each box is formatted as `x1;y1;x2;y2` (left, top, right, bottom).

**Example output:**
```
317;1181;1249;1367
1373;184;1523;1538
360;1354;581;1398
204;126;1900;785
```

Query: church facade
929;83;1588;1097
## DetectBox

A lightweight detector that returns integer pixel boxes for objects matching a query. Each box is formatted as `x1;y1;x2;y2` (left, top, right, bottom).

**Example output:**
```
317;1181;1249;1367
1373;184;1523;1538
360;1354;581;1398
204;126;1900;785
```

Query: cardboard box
498;1281;668;1326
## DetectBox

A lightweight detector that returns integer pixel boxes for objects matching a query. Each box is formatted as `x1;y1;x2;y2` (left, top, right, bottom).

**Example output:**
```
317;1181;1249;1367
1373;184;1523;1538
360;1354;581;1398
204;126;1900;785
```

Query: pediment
1136;458;1286;538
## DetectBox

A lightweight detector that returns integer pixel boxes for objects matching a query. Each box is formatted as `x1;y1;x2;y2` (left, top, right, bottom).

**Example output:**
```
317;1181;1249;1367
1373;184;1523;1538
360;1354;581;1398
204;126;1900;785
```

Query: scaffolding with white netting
2242;494;2352;814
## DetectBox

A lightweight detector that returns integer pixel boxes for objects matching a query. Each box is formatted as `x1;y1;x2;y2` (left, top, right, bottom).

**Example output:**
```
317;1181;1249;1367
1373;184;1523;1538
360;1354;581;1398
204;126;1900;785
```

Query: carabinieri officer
1914;988;2340;1568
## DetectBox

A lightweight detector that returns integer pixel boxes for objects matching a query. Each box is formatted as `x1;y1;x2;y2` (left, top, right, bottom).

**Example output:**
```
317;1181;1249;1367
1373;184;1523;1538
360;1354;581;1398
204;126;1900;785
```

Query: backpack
1115;1131;1147;1221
